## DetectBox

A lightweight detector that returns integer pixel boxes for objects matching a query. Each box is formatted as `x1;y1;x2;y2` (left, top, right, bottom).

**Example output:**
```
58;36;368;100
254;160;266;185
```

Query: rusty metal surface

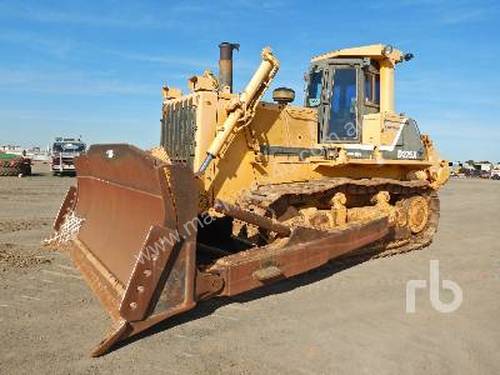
68;238;124;322
209;216;390;296
152;239;196;315
119;225;177;322
53;186;77;231
55;144;200;355
214;199;291;237
218;42;239;92
74;144;174;285
91;319;129;357
86;239;199;357
151;162;199;314
252;266;283;281
195;271;224;300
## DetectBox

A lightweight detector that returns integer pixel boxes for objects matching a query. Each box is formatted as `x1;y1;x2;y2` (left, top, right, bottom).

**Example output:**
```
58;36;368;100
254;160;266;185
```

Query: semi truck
50;137;86;175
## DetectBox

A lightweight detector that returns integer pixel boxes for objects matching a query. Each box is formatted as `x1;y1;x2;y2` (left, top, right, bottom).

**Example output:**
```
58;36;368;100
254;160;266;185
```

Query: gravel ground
0;164;499;374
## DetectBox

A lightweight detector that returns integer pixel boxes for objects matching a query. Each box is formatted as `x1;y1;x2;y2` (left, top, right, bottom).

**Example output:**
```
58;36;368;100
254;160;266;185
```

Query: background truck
50;137;86;175
491;167;500;180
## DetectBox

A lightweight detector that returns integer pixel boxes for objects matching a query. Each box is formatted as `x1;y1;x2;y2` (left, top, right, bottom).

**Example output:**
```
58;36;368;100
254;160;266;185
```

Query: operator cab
305;44;413;144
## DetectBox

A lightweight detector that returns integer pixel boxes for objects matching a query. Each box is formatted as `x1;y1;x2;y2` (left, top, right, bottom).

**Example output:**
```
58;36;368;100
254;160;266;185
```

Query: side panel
193;92;218;171
206;102;430;205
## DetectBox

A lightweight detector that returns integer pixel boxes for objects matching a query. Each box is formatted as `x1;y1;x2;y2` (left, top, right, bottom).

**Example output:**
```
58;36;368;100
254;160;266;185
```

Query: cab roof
311;44;404;65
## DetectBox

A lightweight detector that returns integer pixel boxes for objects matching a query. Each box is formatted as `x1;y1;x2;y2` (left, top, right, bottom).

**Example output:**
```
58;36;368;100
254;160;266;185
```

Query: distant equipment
0;152;31;176
50;137;86;175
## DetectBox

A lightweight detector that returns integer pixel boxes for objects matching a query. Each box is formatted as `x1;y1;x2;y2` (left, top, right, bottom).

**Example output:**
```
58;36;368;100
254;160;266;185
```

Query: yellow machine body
50;43;449;356
160;44;448;210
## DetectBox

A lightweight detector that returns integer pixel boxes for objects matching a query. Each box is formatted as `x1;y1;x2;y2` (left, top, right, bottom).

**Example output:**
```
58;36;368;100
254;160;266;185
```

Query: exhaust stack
218;42;239;92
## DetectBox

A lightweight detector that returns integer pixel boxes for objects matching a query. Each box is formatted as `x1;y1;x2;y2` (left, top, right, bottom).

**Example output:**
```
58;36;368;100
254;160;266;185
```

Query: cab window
307;70;322;107
327;68;358;141
364;72;380;105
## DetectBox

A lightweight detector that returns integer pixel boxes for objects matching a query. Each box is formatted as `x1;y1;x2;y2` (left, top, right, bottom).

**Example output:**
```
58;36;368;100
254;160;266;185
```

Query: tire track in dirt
0;218;51;234
0;243;52;270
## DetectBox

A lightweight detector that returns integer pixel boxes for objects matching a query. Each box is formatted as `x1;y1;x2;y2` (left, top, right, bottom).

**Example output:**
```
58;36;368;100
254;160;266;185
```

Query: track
238;178;440;260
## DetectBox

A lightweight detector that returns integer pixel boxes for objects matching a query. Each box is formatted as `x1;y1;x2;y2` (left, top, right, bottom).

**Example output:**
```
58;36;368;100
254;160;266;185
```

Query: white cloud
0;30;73;58
0;67;158;96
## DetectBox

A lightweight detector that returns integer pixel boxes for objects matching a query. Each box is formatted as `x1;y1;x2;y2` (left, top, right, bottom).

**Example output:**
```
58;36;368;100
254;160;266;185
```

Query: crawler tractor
49;42;449;355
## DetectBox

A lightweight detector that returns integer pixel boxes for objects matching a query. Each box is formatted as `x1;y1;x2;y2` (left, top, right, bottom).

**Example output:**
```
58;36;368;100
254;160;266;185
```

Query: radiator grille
161;97;197;166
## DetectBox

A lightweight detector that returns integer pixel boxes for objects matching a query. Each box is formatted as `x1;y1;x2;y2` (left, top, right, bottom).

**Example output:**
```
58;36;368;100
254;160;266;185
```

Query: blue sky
0;0;499;161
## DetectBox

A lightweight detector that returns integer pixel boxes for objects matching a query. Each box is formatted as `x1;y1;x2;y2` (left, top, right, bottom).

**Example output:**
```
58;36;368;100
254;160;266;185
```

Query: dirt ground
0;163;499;374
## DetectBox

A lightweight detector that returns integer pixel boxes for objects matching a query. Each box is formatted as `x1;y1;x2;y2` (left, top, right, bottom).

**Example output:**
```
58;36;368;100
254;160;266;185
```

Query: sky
0;0;499;161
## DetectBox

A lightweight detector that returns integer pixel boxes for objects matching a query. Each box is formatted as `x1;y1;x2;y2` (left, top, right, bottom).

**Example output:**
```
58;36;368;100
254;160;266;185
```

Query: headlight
382;45;394;56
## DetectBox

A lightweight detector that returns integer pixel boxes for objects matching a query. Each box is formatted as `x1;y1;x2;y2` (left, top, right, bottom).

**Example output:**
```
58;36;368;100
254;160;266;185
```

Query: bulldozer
48;42;449;356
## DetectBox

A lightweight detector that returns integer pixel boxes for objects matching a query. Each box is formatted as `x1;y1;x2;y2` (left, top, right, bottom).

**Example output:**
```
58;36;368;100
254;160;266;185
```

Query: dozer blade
49;144;393;357
50;144;199;356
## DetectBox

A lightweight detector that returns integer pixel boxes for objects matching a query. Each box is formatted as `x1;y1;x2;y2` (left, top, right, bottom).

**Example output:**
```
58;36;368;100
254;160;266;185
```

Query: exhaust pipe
218;42;239;92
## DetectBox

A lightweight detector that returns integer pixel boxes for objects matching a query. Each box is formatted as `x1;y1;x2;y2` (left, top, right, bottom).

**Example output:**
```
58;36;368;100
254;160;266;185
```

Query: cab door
321;66;360;142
